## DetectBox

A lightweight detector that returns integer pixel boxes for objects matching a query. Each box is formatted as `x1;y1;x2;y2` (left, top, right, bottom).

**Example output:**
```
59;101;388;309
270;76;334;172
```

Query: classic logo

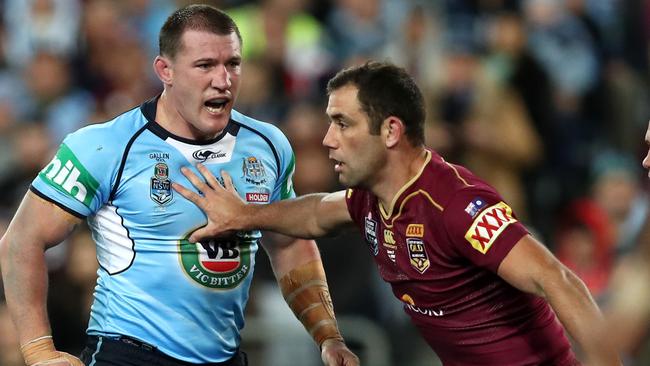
407;238;430;274
192;149;227;162
464;201;517;254
364;216;379;256
246;192;269;203
242;156;267;186
406;224;424;238
179;237;252;289
40;144;99;207
150;162;172;205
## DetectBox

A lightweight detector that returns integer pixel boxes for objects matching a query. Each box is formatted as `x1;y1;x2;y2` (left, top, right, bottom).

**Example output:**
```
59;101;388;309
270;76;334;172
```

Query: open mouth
332;159;343;171
204;98;228;114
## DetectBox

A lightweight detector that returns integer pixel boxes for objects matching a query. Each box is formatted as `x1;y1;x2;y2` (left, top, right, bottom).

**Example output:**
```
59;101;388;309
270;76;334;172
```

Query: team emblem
464;201;517;254
364;216;379;256
179;236;252;289
407;238;430;274
150;162;172;205
242;157;267;186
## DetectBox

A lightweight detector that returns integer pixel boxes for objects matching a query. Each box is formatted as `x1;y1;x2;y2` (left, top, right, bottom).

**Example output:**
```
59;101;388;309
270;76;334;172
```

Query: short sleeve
442;189;529;272
30;128;117;217
268;130;296;202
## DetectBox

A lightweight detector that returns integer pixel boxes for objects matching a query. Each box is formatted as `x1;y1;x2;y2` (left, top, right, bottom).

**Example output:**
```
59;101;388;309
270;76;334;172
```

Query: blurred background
0;0;649;365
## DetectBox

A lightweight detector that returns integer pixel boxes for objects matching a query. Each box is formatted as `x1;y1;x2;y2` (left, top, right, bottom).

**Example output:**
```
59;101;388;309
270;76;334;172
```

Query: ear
383;116;405;148
153;56;173;85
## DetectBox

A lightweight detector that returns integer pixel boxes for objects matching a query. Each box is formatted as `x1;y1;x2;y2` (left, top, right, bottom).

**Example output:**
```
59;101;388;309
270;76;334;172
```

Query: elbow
537;262;588;299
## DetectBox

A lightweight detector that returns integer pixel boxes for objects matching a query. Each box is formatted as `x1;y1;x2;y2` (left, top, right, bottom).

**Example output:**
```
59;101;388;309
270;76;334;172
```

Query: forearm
267;239;343;347
243;193;331;238
543;267;621;365
0;235;52;344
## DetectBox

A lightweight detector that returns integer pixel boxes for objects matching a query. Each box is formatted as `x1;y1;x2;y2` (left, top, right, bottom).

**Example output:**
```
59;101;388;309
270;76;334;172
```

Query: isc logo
40;144;99;207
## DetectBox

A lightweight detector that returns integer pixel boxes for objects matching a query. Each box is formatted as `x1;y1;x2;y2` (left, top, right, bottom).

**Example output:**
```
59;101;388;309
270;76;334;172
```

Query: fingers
221;170;235;192
172;182;204;208
179;166;211;194
189;227;210;244
196;163;221;190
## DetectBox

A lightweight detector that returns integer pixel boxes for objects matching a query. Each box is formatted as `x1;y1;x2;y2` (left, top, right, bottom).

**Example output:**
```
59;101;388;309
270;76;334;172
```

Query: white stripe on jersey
89;204;134;274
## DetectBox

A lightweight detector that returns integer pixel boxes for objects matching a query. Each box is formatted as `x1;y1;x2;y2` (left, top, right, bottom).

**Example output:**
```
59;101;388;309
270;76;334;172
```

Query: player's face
323;84;386;188
643;121;650;178
164;30;241;140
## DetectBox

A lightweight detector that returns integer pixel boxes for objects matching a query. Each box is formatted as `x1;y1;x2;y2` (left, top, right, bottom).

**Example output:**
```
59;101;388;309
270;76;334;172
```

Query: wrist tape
279;260;344;347
21;336;81;366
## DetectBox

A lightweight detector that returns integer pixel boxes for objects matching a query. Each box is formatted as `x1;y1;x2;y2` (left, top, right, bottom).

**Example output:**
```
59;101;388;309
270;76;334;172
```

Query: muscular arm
0;192;81;344
173;166;354;242
240;191;352;238
497;235;621;366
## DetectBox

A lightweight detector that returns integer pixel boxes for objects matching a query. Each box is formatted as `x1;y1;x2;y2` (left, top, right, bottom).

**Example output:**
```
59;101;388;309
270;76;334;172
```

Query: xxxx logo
464;202;516;254
179;236;253;289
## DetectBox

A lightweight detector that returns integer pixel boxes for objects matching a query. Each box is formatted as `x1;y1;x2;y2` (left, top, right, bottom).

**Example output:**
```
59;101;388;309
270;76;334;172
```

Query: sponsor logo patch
40;144;100;207
192;149;227;162
407;238;430;273
246;192;269;203
406;224;424;237
149;152;170;161
364;215;379;256
280;154;296;200
464;197;487;218
464;201;517;254
179;236;252;289
400;294;443;317
383;229;396;246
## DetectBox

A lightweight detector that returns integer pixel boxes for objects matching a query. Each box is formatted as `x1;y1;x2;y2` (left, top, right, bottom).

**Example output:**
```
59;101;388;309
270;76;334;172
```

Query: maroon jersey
346;150;578;366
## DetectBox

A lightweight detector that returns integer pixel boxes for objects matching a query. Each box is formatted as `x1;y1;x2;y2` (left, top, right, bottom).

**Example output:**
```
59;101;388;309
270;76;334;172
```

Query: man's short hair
326;61;425;146
159;4;242;59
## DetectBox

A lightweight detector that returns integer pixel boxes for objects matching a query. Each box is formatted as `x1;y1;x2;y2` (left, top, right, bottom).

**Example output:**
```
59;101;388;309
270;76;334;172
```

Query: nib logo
40;144;99;207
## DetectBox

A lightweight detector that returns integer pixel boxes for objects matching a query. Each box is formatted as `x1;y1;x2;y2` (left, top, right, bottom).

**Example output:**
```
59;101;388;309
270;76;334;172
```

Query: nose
643;150;650;171
322;124;338;149
211;65;231;90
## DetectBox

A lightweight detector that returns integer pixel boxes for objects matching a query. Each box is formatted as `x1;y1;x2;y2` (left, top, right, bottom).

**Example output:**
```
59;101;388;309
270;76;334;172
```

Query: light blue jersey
31;97;296;363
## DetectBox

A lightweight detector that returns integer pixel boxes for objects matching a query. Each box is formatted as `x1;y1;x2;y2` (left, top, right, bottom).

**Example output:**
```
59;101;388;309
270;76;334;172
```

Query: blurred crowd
0;0;649;365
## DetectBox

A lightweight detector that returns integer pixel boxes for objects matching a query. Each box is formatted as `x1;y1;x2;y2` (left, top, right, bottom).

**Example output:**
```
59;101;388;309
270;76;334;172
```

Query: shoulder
230;110;290;148
421;151;499;210
62;106;148;154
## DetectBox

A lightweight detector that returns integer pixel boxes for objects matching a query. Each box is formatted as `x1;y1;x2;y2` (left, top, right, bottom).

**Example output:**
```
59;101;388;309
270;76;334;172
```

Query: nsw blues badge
150;162;173;205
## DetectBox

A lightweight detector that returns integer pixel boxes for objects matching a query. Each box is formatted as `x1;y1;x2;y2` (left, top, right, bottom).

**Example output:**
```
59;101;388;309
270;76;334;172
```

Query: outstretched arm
0;191;84;366
172;164;353;242
497;235;621;366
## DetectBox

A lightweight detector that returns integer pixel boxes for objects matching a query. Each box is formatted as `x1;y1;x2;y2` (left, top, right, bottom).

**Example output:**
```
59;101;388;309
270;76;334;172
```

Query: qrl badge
179;236;252;289
150;162;172;205
407;238;430;273
465;201;517;254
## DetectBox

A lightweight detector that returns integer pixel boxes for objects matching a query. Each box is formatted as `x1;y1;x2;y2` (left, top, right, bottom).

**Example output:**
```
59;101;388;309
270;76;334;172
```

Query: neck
155;91;221;141
372;145;428;213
